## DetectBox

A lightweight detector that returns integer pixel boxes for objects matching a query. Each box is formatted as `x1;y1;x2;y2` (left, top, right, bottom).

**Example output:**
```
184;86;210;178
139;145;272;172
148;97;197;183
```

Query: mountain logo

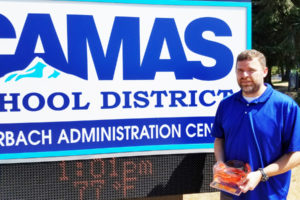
0;57;82;83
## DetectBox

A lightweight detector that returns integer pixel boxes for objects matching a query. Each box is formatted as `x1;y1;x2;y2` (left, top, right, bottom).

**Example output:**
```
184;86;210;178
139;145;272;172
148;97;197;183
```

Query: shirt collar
235;83;273;104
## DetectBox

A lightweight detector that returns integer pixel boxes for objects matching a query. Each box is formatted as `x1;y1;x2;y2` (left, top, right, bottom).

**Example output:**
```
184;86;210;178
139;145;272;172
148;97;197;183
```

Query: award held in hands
210;160;251;196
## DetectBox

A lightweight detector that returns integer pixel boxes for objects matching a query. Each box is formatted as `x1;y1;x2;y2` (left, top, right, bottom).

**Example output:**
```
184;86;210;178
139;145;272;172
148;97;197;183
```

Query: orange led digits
58;158;153;200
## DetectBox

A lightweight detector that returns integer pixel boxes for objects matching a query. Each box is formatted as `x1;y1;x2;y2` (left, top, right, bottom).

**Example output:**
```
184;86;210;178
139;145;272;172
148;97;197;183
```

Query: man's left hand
239;170;262;193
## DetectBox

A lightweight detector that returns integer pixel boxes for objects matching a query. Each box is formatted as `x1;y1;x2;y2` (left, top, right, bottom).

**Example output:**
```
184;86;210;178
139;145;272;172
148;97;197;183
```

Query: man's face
236;58;268;97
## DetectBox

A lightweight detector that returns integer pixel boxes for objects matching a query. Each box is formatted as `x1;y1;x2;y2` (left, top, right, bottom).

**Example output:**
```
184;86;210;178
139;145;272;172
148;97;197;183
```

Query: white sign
0;0;251;163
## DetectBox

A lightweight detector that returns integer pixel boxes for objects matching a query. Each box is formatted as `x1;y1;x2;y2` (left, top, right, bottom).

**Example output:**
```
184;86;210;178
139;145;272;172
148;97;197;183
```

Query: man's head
236;49;268;97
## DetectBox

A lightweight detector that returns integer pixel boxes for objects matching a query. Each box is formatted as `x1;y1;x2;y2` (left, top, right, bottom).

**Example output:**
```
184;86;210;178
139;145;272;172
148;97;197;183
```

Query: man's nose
241;71;249;77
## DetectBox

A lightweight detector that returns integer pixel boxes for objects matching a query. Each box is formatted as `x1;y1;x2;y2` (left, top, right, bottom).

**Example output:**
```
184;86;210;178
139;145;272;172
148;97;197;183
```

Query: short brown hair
236;49;267;69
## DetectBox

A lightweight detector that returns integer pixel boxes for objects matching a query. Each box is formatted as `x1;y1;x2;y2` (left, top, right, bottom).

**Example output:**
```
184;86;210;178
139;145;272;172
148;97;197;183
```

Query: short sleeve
283;101;300;153
211;101;225;139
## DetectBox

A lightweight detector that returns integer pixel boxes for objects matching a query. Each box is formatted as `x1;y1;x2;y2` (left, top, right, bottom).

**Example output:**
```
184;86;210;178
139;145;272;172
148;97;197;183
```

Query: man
212;49;300;200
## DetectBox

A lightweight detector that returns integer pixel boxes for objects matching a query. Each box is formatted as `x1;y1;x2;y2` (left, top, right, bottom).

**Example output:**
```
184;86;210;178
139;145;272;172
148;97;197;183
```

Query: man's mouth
239;78;252;85
240;81;252;85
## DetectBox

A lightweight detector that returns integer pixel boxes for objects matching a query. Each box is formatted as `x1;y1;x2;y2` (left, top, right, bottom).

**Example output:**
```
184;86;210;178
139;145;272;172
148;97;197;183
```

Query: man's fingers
240;184;248;193
240;180;257;193
239;178;248;193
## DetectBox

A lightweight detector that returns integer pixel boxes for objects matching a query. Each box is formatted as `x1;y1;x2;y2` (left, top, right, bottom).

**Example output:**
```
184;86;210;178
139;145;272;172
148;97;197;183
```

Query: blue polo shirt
212;84;300;200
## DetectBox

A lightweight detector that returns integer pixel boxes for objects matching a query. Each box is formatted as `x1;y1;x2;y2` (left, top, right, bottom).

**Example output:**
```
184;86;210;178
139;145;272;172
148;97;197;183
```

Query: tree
252;0;300;82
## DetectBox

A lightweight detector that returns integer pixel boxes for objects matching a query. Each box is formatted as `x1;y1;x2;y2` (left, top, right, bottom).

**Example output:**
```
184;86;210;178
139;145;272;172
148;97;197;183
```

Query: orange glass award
210;160;251;196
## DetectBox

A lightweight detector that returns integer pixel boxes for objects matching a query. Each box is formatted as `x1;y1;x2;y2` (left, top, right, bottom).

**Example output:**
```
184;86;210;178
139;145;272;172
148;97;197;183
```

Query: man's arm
240;151;300;193
264;151;300;177
214;137;225;162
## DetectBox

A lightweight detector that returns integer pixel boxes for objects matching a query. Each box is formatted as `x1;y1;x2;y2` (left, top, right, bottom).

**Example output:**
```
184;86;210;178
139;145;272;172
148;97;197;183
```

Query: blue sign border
1;144;214;159
0;0;251;161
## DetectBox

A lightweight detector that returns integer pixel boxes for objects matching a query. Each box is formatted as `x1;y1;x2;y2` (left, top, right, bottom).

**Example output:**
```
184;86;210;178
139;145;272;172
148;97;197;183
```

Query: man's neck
243;84;267;98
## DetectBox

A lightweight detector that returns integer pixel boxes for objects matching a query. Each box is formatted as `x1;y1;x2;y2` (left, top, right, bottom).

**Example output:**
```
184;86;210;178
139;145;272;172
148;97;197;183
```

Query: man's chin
241;86;255;94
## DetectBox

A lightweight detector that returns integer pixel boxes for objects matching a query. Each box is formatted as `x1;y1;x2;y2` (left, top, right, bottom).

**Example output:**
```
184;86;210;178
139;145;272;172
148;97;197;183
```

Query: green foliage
252;0;300;80
291;0;300;7
271;66;280;75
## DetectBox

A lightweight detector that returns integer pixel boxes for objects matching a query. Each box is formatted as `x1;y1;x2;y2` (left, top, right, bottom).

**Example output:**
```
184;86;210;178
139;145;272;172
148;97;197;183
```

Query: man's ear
263;67;268;78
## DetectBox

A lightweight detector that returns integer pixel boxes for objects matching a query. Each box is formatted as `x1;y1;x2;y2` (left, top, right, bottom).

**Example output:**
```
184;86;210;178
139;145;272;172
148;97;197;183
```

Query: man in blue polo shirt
212;49;300;200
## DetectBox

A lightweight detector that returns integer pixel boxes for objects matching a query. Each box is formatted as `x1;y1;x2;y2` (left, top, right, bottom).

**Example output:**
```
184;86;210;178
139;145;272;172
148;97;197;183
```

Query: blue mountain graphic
0;57;86;84
4;61;61;83
0;57;71;84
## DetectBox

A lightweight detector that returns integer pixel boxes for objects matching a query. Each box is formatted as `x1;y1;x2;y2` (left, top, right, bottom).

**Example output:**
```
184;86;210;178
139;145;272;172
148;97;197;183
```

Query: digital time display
0;153;215;199
58;158;153;199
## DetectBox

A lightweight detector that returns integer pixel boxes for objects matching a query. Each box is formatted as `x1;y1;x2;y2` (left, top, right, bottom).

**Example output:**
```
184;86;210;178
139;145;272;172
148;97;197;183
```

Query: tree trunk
281;65;285;81
284;67;291;81
265;66;273;86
